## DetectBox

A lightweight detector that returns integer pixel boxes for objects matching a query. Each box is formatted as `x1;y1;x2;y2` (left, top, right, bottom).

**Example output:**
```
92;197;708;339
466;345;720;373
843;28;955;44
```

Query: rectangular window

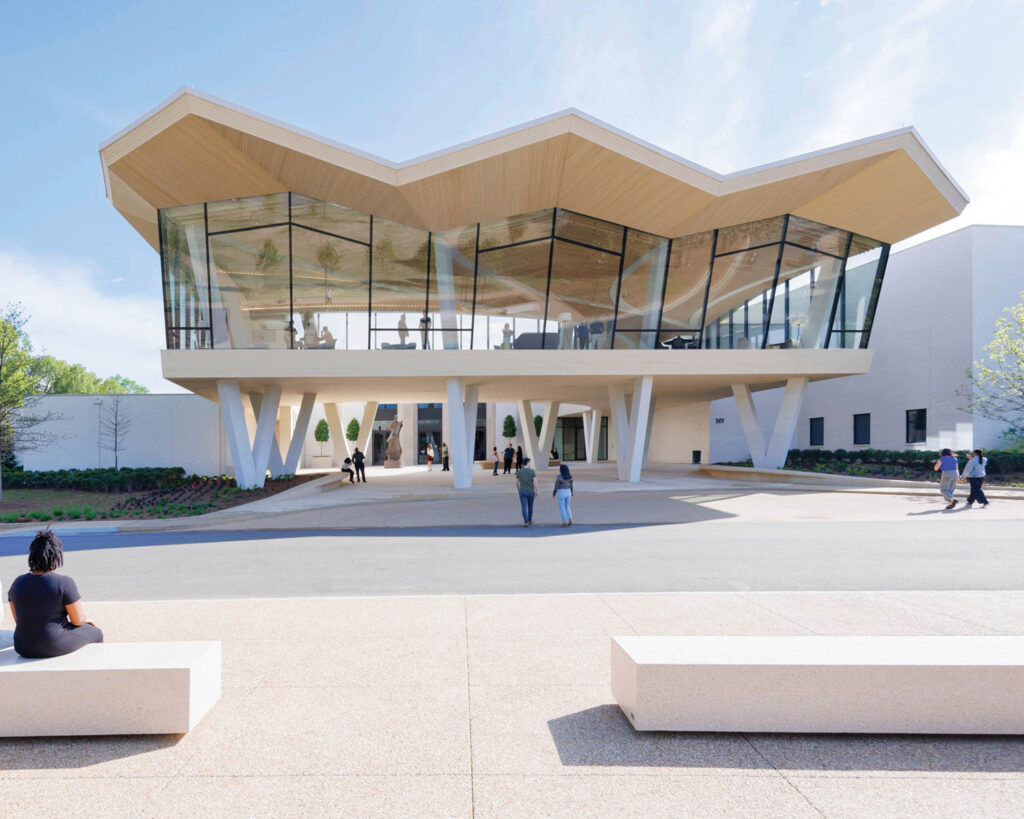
853;413;871;446
906;409;927;444
809;417;824;447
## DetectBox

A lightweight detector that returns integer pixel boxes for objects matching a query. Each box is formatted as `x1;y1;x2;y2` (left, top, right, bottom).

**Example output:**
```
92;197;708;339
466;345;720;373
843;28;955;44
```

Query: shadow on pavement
549;706;1024;772
0;734;182;770
0;495;732;556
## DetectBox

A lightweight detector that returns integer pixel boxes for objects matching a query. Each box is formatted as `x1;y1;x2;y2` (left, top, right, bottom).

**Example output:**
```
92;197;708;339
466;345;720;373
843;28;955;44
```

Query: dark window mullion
860;243;891;349
761;215;791;349
470;223;480;350
207;221;290;237
825;232;854;350
696;229;718;347
288;193;294;349
610;225;628;349
290;221;370;248
541;210;557;349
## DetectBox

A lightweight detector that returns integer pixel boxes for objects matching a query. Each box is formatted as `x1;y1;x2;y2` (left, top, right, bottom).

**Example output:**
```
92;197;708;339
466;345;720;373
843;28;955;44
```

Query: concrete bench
611;635;1024;734
0;641;221;736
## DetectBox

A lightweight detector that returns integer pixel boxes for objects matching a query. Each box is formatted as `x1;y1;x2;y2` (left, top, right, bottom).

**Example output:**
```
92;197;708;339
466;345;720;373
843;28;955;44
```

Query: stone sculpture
385;419;403;468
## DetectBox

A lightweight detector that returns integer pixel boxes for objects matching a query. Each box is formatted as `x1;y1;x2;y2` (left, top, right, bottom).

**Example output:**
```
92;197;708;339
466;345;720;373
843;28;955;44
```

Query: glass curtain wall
159;196;890;352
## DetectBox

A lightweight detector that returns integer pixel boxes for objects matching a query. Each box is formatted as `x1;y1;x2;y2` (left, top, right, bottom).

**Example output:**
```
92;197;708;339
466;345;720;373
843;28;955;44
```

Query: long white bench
611;635;1024;734
0;641;221;736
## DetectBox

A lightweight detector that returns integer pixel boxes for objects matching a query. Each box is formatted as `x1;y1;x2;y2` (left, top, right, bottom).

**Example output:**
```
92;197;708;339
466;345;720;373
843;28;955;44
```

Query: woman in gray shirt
961;449;989;508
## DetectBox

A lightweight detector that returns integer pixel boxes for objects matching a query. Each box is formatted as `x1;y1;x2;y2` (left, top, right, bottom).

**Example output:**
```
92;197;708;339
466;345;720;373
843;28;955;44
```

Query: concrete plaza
2;467;1023;817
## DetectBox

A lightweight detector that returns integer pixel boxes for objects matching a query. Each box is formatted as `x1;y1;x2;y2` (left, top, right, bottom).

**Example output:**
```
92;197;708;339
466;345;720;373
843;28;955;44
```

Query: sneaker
945;500;955;509
966;502;973;508
981;502;990;508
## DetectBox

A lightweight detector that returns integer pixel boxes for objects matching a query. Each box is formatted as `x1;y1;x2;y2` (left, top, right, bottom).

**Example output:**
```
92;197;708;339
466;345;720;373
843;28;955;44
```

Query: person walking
961;449;989;508
552;463;574;526
516;457;538;526
426;442;434;471
503;444;514;474
933;448;960;509
352;447;366;483
492;447;500;476
441;443;450;472
515;445;523;474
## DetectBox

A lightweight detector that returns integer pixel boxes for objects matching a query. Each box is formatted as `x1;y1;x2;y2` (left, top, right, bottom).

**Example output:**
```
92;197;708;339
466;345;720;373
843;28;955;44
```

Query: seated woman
6;529;103;658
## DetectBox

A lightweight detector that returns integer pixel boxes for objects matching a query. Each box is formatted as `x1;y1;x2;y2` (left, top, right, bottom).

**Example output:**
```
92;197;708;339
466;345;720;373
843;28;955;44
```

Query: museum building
97;88;967;488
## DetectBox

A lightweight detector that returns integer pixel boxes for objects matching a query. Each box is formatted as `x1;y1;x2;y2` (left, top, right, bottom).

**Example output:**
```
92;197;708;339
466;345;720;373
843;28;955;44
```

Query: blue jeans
519;491;535;524
556;488;572;523
493;461;499;475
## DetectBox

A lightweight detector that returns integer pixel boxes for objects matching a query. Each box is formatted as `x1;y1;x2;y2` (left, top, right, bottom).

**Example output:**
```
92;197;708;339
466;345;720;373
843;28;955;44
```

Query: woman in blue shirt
932;448;960;509
960;449;989;508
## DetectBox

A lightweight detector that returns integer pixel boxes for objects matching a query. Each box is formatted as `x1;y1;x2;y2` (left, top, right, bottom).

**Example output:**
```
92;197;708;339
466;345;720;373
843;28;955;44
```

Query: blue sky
1;0;1023;390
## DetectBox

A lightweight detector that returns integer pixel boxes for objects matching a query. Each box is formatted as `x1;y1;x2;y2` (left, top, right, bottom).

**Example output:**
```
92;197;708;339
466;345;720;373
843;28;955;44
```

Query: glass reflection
159;194;889;353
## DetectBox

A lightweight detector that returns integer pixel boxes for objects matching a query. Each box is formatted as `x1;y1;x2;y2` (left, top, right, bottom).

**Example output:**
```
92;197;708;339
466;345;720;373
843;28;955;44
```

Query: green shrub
2;467;187;492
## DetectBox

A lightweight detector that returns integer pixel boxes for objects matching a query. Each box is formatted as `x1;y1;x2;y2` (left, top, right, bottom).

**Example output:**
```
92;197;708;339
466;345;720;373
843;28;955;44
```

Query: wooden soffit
101;88;968;252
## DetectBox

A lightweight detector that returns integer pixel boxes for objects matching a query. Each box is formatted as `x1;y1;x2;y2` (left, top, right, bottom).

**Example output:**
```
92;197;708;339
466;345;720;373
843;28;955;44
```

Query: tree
314;418;330;455
345;418;360;442
0;303;60;500
502;414;517;443
534;414;543;437
35;355;149;395
961;289;1024;438
99;395;133;471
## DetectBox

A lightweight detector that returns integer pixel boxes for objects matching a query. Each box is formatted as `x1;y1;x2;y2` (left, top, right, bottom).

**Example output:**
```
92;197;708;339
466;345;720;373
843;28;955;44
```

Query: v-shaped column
731;378;808;469
251;391;316;478
517;399;560;469
218;380;318;488
608;376;653;482
217;380;280;489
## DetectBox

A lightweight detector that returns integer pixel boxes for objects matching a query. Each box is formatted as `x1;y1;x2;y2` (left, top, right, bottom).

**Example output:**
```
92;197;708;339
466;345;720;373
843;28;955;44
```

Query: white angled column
250;392;286;477
732;383;768;468
608;385;630;480
323;403;346;466
535;401;561;469
279;393;316;476
447;377;474;489
624;376;654;483
357;402;378;459
217;380;260;489
642;396;657;470
765;377;808;468
516;399;541;467
732;378;808;469
582;409;600;464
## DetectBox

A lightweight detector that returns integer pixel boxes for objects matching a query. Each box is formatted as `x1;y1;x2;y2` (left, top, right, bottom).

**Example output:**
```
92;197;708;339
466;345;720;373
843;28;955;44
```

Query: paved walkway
2;591;1023;817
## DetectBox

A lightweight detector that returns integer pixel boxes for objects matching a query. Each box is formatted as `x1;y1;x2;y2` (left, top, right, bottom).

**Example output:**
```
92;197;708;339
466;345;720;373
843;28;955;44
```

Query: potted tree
311;418;332;470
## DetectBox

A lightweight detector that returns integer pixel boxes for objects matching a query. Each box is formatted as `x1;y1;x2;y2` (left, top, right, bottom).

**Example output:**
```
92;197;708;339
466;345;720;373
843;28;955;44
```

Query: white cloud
0;248;180;393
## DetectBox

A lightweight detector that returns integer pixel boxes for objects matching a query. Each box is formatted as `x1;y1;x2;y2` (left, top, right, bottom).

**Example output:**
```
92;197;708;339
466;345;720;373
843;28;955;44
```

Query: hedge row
786;448;1024;474
3;467;188;492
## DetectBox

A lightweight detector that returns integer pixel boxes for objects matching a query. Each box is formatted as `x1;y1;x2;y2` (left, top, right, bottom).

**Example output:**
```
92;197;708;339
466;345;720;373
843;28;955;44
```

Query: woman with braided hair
6;529;103;658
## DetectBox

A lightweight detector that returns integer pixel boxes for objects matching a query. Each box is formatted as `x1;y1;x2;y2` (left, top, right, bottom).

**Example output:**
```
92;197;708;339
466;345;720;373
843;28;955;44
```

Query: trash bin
692;450;702;464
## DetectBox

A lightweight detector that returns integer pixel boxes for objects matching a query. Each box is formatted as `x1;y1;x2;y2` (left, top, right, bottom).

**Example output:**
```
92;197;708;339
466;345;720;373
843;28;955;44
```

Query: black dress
7;572;104;658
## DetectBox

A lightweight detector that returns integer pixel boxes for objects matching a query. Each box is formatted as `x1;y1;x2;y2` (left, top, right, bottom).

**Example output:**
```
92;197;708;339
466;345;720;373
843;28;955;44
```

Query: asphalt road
1;518;1022;601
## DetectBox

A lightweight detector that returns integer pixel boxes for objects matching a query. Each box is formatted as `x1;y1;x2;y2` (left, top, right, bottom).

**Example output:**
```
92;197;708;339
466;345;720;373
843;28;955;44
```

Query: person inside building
7;529;104;659
398;314;409;346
